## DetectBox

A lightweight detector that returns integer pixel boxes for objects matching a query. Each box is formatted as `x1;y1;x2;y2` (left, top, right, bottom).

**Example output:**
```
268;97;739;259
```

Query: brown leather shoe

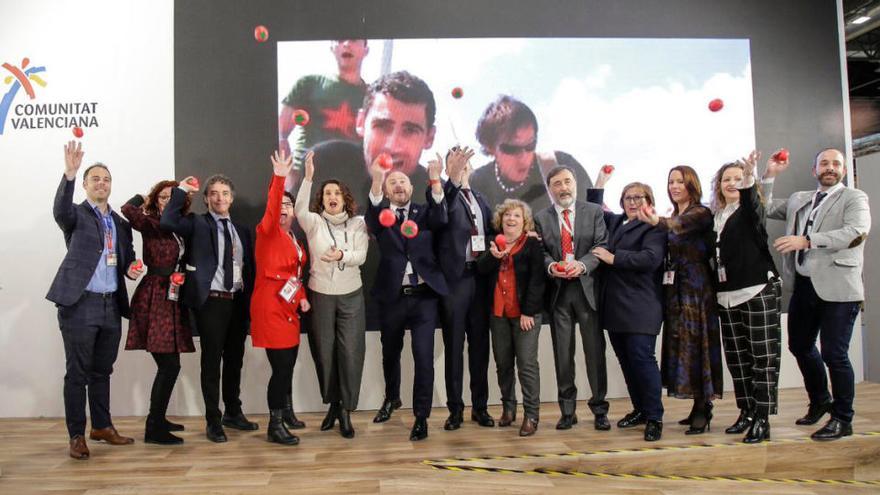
499;410;516;427
519;417;538;437
89;426;135;445
69;435;90;460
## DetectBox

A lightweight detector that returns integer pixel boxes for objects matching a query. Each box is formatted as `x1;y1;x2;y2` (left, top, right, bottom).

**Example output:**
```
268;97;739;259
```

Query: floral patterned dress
657;204;722;400
122;196;194;354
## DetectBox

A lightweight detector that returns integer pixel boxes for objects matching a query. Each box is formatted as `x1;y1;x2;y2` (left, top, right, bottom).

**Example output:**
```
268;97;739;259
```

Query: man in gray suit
534;165;610;430
764;148;870;441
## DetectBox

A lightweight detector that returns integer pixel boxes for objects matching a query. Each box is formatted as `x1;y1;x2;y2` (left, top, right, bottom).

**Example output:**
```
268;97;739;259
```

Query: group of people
49;45;870;459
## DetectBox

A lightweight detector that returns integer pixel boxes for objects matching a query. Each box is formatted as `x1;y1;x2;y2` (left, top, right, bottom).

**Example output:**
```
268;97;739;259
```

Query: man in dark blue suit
161;174;256;443
434;146;496;430
366;156;449;441
47;141;144;460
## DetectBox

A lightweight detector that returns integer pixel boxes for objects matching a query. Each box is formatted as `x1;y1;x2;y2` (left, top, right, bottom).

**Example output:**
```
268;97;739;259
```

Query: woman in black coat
588;169;667;441
477;199;545;437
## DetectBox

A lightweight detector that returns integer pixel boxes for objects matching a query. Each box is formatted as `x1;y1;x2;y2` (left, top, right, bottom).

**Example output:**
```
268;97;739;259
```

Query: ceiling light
852;16;872;25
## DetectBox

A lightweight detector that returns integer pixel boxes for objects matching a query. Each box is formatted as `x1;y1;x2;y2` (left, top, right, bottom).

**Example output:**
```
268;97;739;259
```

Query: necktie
561;209;574;260
396;207;406;224
798;192;828;265
220;218;233;290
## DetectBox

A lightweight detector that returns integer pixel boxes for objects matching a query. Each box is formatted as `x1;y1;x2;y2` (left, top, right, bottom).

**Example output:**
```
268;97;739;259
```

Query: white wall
0;0;863;419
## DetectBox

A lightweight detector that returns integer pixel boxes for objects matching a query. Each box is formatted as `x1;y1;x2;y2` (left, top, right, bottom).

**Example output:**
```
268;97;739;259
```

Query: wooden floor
3;384;880;494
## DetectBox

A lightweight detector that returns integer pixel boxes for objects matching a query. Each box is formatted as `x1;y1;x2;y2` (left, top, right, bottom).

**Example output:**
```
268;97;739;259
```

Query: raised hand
64;140;84;180
179;176;199;194
445;146;474;184
764;149;791;179
739;150;760;178
427;152;443;181
272;149;294;178
303;149;315;182
595;164;614;189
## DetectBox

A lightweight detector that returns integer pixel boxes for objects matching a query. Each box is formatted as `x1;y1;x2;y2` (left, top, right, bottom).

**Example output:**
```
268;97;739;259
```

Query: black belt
401;284;432;296
147;265;176;277
209;290;238;300
84;290;116;299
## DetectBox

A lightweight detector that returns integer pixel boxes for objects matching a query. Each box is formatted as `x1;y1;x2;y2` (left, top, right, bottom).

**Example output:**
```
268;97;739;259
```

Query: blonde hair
492;198;534;233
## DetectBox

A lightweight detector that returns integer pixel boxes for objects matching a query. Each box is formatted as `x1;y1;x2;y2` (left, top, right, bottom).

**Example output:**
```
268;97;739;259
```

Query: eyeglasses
623;195;646;204
498;141;537;155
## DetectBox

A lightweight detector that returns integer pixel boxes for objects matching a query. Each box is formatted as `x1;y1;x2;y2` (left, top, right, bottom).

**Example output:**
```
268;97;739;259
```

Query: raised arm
293;150;322;233
54;141;84;232
121;194;161;234
260;150;292;234
160;182;195;238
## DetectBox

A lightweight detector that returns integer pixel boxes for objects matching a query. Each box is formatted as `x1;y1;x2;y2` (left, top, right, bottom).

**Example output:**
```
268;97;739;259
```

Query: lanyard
94;207;114;251
323;218;348;271
289;232;303;279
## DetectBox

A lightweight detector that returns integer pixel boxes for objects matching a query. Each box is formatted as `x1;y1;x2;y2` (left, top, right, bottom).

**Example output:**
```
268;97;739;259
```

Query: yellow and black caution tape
422;430;880;486
425;463;880;486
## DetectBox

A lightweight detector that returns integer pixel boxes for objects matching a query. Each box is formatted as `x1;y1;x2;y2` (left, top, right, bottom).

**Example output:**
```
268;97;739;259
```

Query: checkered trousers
718;278;783;417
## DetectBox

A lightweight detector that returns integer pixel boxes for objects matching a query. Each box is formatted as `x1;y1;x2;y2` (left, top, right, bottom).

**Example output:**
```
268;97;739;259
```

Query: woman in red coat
122;180;195;445
251;150;310;445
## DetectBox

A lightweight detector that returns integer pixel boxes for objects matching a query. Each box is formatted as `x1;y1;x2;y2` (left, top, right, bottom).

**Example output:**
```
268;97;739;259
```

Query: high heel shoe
685;403;713;435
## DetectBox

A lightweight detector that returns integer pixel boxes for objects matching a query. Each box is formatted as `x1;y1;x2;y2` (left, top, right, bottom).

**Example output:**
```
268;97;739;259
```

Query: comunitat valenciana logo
1;57;99;136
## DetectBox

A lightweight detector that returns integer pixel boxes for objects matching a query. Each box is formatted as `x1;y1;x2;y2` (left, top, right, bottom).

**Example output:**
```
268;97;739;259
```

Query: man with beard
533;166;610;432
763;148;870;441
279;39;369;191
365;158;448;441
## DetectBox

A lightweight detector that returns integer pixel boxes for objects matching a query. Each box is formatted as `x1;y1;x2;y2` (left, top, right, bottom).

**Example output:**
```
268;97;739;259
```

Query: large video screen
277;37;754;215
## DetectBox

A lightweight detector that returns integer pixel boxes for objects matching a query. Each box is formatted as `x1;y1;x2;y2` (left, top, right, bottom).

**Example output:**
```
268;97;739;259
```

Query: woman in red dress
251;150;310;445
122;180;195;445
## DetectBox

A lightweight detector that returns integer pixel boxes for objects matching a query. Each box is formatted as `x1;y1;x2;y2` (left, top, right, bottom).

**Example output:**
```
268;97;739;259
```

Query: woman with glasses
711;152;781;443
251;150;310;445
587;168;667;441
638;166;722;435
295;148;369;439
122;180;194;445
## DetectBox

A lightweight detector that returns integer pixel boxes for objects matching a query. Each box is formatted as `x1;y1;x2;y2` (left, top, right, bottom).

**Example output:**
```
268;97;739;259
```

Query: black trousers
440;269;490;412
194;295;248;425
58;292;122;438
149;352;182;420
788;275;860;423
379;289;439;418
265;347;299;410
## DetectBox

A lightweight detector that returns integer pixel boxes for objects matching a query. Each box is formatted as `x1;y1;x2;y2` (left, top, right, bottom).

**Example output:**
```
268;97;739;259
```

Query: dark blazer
476;236;546;317
534;199;608;310
365;195;449;303
159;187;255;313
716;184;778;292
433;181;495;284
46;176;135;318
587;189;666;335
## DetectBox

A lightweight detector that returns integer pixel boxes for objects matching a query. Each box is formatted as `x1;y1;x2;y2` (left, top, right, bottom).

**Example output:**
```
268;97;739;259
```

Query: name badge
232;262;242;285
106;253;117;266
471;235;485;252
663;270;675;285
279;276;302;303
564;253;575;264
718;266;727;283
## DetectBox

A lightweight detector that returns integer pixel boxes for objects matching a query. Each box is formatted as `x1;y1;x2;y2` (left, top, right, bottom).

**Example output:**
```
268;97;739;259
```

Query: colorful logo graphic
1;57;47;135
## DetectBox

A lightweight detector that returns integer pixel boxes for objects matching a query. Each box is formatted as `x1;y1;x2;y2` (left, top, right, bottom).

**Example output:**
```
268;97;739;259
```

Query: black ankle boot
321;402;340;431
743;416;770;443
339;409;355;438
725;409;753;434
283;394;306;430
268;409;299;445
145;415;183;445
